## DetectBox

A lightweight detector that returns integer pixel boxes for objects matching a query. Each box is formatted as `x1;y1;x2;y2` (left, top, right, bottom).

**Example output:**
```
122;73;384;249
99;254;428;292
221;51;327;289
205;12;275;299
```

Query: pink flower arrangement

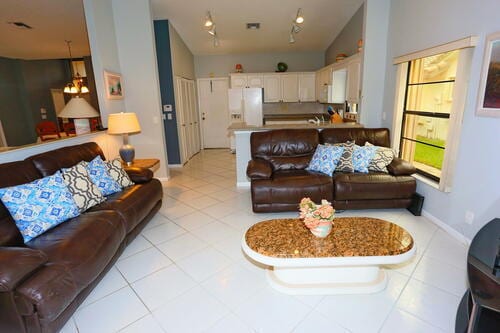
299;197;335;229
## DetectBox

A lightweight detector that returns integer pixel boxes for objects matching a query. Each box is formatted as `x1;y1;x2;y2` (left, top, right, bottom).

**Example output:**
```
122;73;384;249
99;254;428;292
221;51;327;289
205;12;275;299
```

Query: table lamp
107;112;141;166
58;96;100;135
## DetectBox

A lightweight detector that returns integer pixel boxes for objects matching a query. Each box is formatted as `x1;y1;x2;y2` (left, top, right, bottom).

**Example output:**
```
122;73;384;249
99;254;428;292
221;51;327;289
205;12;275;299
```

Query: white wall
194;51;325;78
83;0;125;127
359;0;391;128
325;4;364;66
169;23;195;79
111;0;169;179
382;0;500;240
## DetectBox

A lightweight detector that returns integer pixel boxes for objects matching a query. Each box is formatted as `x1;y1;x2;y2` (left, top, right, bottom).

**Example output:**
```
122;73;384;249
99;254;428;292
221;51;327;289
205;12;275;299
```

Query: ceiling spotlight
291;23;302;34
289;34;295;44
204;11;213;27
295;8;304;24
214;37;220;47
208;24;216;36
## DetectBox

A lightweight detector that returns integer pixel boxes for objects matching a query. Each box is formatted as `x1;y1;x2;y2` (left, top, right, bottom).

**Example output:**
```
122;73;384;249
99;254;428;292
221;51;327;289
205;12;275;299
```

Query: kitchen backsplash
263;102;326;115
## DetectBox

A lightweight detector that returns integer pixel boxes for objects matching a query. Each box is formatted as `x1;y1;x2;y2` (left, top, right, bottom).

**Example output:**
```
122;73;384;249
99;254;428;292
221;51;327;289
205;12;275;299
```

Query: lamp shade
107;112;141;134
59;96;100;118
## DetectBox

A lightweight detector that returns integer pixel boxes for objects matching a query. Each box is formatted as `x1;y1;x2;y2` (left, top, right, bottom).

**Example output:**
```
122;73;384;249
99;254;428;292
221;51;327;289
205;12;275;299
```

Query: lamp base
119;144;135;166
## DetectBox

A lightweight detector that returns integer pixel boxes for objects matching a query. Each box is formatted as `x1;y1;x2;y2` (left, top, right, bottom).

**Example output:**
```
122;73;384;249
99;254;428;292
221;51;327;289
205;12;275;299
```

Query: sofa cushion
365;142;394;173
352;145;378;173
106;158;134;188
84;157;122;196
0;160;42;247
333;173;416;200
90;179;163;233
250;129;319;171
320;128;390;147
61;162;105;212
24;210;126;321
28;142;105;177
252;170;333;205
306;144;344;175
0;171;80;243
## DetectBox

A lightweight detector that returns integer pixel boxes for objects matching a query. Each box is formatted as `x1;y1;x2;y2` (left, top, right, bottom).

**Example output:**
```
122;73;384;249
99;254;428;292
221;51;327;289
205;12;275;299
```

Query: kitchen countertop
229;122;363;131
263;113;328;120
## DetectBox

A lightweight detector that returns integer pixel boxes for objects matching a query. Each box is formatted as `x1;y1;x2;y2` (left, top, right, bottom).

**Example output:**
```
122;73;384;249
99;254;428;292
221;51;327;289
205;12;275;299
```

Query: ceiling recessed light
7;21;33;29
246;23;260;30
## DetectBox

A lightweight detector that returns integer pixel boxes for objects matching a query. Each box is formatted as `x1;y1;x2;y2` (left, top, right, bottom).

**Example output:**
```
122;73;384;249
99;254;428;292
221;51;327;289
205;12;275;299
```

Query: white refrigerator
228;88;263;151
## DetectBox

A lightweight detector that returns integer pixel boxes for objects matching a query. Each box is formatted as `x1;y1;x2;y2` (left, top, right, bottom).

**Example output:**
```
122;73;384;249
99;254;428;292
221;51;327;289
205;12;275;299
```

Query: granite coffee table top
244;217;414;259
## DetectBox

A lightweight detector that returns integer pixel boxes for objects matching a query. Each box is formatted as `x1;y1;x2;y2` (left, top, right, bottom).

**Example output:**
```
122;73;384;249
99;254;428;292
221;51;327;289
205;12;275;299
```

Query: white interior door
198;78;230;148
174;77;188;163
188;81;201;154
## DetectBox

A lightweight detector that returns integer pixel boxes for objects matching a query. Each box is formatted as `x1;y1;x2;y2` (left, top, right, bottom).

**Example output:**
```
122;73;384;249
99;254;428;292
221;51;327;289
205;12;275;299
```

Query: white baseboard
237;181;251;188
168;164;183;168
157;177;170;183
422;209;471;246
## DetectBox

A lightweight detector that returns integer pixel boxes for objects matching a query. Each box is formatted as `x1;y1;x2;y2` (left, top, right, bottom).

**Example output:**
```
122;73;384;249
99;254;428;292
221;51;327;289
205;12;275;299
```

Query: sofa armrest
387;157;416;176
0;247;47;292
247;159;273;180
125;167;153;184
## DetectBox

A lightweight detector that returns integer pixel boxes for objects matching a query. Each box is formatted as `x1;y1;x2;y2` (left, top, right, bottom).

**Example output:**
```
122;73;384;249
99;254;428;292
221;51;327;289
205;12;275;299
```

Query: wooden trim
439;47;473;192
393;36;478;64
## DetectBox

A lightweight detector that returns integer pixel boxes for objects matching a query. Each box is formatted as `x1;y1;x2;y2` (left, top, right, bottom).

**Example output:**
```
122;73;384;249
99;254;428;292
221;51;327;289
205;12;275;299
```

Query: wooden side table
122;158;160;173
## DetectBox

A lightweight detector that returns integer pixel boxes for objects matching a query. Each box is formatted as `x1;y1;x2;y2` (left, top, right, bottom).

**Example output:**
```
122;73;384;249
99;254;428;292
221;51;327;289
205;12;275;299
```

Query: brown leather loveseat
0;142;163;333
247;128;416;212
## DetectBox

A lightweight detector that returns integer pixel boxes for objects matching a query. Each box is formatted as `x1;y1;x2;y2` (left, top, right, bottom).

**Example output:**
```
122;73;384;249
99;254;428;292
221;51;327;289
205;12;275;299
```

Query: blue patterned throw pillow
352;145;378;173
306;144;344;175
0;171;80;243
85;156;122;196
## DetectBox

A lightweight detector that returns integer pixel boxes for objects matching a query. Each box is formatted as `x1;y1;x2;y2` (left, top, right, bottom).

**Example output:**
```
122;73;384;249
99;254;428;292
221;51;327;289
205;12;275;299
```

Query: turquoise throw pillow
306;144;344;175
352;145;378;173
0;171;80;243
85;156;122;196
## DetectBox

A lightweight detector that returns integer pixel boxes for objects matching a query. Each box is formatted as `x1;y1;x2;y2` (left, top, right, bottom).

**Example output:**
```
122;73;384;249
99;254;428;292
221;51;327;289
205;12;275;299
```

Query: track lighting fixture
289;33;295;44
204;11;213;27
295;8;304;24
208;24;216;36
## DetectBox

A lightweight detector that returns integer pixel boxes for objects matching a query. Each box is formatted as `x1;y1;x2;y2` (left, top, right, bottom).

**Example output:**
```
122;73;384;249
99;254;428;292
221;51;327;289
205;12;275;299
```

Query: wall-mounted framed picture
104;71;124;100
476;31;500;117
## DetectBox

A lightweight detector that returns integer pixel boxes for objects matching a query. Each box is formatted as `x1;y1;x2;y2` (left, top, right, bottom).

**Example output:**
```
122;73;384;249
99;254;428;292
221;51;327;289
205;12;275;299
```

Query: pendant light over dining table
63;40;89;94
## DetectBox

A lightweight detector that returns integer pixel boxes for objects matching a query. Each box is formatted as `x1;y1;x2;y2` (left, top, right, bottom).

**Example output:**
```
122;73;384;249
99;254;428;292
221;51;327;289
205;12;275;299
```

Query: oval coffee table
242;217;415;295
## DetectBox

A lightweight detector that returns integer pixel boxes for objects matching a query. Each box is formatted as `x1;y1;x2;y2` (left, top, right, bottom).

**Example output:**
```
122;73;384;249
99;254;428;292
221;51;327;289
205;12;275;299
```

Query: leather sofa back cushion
320;128;390;147
251;129;319;171
0;160;42;246
27;142;106;177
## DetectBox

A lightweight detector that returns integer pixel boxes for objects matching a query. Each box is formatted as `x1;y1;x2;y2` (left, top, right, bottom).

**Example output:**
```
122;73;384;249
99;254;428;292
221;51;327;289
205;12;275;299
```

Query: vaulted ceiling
151;0;364;55
0;0;89;60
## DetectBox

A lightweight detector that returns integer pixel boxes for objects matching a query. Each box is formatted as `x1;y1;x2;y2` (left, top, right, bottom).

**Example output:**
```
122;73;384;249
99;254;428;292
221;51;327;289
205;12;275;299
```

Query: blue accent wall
154;20;181;164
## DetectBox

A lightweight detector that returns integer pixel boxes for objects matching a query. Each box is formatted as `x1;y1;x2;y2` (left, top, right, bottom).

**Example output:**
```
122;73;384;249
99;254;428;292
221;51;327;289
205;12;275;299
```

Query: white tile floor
60;149;468;333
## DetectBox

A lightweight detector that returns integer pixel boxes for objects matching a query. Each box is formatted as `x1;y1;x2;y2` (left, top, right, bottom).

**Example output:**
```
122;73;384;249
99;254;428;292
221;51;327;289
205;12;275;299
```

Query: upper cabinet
298;73;316;102
281;73;299;102
263;74;281;102
262;72;316;103
315;53;362;104
230;74;264;88
346;54;361;103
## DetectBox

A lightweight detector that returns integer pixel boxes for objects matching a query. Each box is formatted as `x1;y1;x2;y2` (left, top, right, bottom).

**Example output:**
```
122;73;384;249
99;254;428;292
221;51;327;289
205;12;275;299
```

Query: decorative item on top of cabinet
235;63;243;73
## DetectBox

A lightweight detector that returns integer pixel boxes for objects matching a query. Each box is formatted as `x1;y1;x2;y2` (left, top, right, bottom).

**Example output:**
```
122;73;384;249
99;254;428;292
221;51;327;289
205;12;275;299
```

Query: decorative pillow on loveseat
0;171;80;243
61;162;105;212
84;156;122;196
306;144;344;175
332;141;355;172
365;142;395;173
352;145;378;173
106;158;134;188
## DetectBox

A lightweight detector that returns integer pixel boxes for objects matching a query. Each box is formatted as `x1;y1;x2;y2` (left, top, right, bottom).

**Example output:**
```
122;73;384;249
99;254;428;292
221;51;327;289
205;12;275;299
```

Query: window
392;37;476;192
400;50;459;181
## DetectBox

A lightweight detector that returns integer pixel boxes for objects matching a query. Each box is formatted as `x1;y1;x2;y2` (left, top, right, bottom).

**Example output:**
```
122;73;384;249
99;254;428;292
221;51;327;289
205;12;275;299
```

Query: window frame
391;37;476;192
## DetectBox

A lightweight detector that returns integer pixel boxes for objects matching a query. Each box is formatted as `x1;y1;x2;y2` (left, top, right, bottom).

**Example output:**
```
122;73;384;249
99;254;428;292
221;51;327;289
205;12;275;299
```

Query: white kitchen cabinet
280;73;299;102
316;66;332;103
230;74;263;88
298;73;316;102
263;74;281;102
346;54;361;103
246;74;264;88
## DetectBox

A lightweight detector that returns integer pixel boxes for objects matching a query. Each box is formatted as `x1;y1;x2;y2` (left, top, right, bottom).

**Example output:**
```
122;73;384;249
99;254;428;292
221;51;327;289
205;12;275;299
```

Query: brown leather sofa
247;128;416;212
0;142;163;333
